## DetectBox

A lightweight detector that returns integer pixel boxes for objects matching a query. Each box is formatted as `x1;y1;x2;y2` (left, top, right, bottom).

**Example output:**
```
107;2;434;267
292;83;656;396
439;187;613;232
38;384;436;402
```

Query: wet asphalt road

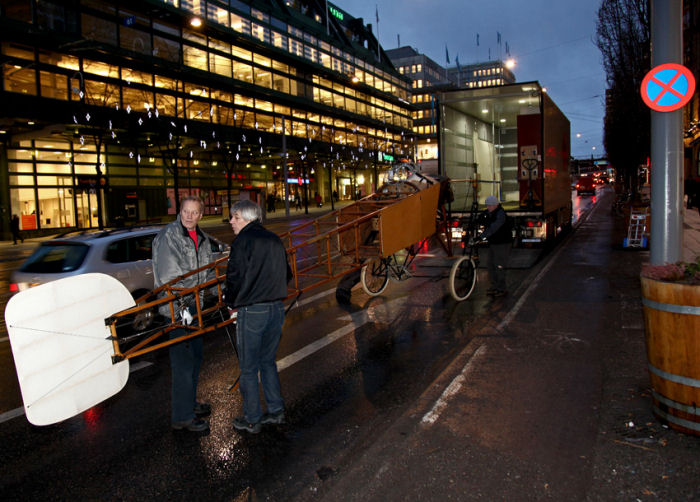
0;190;598;500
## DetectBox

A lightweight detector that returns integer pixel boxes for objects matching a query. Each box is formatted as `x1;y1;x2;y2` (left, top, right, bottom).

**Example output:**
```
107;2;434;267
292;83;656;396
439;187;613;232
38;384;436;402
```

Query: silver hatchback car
11;226;228;329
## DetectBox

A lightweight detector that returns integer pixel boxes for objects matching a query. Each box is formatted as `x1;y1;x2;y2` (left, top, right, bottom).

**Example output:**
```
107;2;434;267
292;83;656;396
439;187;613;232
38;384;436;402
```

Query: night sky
345;0;607;159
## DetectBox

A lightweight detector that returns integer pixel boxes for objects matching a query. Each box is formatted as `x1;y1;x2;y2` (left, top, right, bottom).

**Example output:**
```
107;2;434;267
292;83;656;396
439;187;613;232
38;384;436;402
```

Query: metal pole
283;117;289;217
650;0;683;265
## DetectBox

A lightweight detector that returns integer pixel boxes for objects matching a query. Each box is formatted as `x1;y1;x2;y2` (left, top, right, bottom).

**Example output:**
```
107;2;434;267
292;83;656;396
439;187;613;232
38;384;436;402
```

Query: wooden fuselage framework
107;174;449;363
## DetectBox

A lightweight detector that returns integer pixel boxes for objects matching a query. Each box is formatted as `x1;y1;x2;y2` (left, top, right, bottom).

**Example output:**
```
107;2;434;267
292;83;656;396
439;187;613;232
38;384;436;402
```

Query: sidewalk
303;194;700;500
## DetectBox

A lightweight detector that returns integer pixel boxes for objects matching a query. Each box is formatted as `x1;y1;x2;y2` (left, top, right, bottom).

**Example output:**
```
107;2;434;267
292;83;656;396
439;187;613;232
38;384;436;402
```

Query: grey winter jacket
152;216;215;317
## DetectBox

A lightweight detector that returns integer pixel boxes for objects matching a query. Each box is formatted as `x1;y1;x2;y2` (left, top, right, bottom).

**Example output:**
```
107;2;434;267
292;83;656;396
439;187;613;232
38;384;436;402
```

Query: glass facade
0;0;412;233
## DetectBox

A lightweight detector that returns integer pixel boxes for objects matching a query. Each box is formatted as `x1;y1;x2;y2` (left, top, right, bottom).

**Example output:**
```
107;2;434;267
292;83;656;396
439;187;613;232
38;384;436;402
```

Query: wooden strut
106;168;451;364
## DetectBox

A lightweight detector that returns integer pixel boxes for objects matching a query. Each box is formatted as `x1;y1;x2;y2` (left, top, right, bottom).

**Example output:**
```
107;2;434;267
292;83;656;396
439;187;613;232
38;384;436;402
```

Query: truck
437;82;572;246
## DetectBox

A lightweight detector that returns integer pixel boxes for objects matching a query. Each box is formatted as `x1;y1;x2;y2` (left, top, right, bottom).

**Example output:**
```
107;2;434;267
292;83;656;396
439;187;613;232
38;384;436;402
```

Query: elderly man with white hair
225;199;292;434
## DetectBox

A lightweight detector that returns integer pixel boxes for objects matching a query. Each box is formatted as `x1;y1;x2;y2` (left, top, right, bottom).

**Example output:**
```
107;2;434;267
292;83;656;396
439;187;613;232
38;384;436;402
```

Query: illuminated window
82;59;118;79
183;45;208;71
233;61;253;83
290;38;303;57
231;45;252;61
206;4;229;25
210;53;232;77
254;67;272;89
230;13;251;35
251;23;270;44
39;71;67;100
272;30;288;51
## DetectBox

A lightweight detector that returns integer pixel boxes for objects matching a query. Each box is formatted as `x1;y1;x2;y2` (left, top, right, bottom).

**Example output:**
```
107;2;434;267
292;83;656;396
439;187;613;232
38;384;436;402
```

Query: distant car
576;176;596;195
10;226;229;330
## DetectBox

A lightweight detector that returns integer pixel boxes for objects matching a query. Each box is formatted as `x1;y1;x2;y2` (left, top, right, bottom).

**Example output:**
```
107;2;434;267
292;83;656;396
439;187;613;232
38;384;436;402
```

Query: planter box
641;276;700;435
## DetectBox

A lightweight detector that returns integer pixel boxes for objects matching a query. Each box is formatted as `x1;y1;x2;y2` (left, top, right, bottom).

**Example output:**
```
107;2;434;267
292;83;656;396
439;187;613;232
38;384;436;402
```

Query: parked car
575;176;596;196
10;226;228;330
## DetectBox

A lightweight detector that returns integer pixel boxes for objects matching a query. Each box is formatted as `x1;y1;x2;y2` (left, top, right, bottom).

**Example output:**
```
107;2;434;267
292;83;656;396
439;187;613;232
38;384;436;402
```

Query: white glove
181;307;193;326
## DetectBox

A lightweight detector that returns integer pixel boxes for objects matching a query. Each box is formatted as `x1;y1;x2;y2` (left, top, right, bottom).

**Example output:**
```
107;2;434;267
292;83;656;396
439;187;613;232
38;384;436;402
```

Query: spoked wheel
449;255;477;301
360;258;390;296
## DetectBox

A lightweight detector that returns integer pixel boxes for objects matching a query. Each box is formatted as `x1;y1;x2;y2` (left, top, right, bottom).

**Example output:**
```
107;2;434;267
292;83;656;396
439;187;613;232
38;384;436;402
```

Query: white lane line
278;295;406;371
0;407;24;423
288;288;335;309
421;344;487;426
495;220;572;333
129;361;153;373
277;322;357;371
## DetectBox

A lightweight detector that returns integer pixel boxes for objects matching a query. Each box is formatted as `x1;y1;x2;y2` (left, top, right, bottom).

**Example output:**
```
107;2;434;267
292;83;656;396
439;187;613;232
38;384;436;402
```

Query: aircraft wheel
449;256;477;301
360;258;390;296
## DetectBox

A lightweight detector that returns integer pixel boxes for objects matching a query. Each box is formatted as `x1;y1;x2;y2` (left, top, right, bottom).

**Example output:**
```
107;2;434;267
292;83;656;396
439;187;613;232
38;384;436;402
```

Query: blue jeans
169;328;203;423
236;301;285;423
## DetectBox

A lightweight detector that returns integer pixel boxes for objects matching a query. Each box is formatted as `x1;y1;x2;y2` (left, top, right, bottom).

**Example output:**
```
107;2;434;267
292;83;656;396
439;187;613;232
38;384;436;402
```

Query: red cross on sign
641;63;696;112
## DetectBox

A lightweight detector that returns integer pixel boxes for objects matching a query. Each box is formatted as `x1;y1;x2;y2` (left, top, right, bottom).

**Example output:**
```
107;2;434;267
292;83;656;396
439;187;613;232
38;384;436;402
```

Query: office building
0;0;412;235
386;46;453;168
448;60;516;89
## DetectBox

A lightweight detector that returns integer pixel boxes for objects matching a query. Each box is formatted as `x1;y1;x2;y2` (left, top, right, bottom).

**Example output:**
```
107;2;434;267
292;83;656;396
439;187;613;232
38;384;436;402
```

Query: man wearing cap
476;195;512;297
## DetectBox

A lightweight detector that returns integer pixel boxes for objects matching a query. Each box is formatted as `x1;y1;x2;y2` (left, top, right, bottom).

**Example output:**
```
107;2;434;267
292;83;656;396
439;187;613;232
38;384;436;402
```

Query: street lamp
505;58;516;69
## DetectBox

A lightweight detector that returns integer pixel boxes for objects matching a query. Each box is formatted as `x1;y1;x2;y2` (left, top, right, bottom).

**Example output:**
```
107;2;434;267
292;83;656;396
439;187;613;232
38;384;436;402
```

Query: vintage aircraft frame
6;163;457;425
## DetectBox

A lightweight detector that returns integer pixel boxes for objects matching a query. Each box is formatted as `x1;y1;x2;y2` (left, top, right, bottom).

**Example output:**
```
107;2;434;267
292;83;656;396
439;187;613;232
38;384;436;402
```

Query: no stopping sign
641;63;696;112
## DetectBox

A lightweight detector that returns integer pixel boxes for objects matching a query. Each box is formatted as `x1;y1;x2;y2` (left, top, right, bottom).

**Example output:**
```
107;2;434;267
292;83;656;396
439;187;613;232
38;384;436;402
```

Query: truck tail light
526;221;542;228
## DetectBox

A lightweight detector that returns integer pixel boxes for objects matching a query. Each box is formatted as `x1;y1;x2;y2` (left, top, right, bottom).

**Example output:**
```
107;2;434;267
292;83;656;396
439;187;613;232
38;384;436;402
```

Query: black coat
225;221;292;308
480;205;512;245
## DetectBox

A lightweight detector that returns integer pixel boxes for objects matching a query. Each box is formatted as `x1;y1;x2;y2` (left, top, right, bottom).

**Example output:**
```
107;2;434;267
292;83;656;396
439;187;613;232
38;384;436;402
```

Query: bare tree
596;0;650;192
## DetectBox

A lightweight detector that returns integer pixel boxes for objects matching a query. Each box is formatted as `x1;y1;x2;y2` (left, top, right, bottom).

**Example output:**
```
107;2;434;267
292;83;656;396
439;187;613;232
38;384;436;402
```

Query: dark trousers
488;242;510;291
169;328;203;423
236;301;285;423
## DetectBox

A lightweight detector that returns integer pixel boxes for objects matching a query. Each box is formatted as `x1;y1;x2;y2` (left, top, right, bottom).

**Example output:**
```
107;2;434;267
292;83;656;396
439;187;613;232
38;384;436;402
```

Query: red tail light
526;221;542;228
9;283;18;293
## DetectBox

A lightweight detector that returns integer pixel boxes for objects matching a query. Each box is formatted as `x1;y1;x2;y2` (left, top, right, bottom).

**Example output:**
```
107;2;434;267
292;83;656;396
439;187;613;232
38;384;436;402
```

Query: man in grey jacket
152;195;215;432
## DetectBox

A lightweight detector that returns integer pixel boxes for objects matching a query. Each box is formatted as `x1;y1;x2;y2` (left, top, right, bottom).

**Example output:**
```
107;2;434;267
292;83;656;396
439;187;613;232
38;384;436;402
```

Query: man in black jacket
226;200;292;434
477;195;512;297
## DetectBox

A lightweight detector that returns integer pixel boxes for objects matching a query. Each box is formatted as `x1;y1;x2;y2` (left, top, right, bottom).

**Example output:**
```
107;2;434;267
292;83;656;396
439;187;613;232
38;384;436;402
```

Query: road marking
277;296;406;371
422;196;601;427
288;288;335;309
277;323;358;371
495;192;598;333
421;344;487;425
0;407;24;423
129;361;153;372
